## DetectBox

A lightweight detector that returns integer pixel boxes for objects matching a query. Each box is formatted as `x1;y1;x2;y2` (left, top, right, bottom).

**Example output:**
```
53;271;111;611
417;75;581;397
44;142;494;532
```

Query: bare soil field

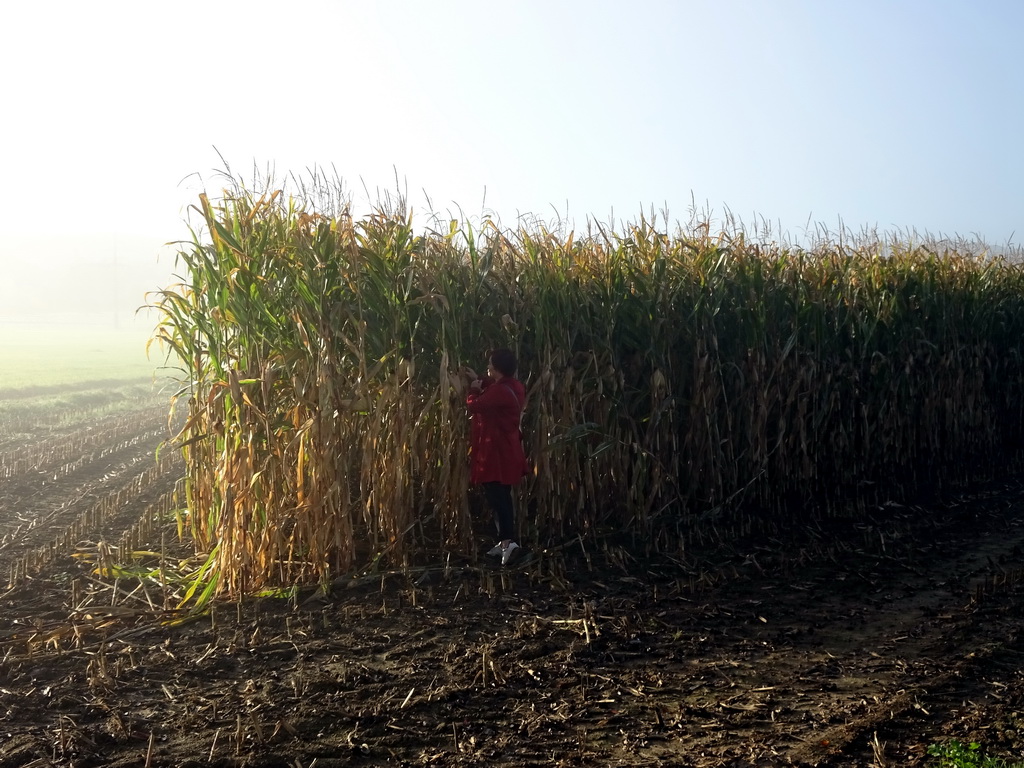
2;384;1024;767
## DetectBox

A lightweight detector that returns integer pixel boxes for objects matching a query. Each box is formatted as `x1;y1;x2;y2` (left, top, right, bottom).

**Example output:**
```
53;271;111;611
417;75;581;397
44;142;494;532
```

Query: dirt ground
2;389;1024;767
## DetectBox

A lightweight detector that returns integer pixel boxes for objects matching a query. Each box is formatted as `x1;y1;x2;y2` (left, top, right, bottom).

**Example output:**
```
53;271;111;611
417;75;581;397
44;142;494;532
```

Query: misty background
2;1;1021;345
0;233;177;332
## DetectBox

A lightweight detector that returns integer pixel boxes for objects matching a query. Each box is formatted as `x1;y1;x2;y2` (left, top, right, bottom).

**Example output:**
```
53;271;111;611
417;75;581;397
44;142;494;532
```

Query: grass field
0;322;168;391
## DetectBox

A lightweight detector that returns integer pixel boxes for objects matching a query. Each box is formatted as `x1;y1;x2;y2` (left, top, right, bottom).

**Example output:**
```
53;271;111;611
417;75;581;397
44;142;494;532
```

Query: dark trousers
483;482;515;541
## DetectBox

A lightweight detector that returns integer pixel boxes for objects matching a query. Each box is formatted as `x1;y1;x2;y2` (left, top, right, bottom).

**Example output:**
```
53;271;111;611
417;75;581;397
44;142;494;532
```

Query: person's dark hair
489;348;517;377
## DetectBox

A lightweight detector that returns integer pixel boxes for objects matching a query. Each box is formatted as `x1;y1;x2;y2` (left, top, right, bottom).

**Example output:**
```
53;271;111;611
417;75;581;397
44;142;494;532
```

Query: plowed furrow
0;407;182;584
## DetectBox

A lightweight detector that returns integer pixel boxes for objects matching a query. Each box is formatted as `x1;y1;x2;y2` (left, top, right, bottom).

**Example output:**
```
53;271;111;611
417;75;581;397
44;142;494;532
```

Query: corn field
154;178;1024;598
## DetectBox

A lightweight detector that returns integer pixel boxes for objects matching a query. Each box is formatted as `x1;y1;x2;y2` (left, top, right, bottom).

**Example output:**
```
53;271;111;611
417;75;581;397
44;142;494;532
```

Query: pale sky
1;0;1022;324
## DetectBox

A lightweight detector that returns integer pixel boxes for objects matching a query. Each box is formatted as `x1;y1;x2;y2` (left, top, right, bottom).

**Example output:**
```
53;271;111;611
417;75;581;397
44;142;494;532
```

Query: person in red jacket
464;348;529;566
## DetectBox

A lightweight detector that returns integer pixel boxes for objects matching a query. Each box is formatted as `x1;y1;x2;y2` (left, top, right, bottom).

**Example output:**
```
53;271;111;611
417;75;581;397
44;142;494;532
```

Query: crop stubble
1;385;1023;767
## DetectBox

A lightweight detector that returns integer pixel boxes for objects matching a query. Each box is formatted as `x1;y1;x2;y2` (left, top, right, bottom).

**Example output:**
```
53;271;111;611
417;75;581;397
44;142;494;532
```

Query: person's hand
469;378;483;393
461;366;478;382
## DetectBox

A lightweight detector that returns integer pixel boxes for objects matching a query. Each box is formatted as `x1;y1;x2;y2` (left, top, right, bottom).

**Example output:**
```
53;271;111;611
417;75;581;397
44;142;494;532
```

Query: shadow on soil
3;476;1024;767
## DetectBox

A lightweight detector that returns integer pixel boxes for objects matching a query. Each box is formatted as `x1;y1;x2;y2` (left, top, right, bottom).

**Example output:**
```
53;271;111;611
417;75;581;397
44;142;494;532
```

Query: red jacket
467;376;528;485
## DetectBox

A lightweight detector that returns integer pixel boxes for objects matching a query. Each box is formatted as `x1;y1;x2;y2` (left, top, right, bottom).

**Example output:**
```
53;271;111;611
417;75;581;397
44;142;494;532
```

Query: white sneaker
501;541;521;566
485;543;504;558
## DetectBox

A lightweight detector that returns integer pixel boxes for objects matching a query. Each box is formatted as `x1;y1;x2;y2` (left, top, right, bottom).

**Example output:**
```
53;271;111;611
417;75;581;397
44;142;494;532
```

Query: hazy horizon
0;231;175;330
1;0;1020;336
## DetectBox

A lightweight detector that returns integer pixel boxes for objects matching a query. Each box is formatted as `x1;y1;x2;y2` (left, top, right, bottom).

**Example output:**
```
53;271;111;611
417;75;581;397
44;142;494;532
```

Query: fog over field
0;232;177;331
0;232;171;387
